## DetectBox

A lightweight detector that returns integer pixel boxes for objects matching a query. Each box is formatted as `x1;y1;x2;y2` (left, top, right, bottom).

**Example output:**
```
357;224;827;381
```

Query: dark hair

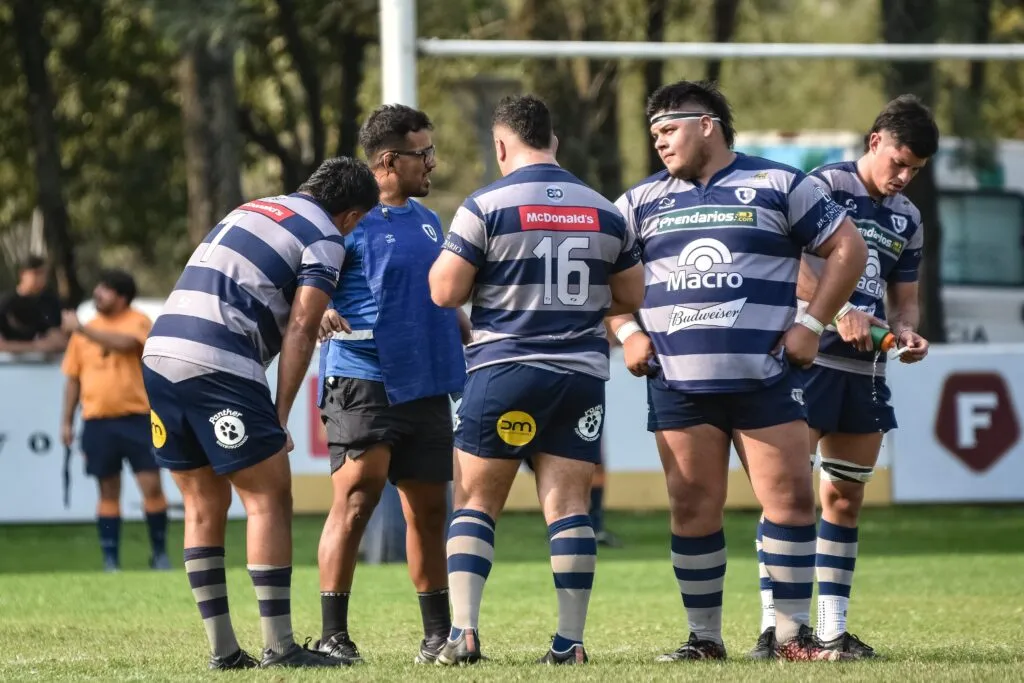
97;268;137;305
358;104;433;161
646;80;736;148
491;94;554;150
297;157;380;215
866;94;939;159
18;254;46;272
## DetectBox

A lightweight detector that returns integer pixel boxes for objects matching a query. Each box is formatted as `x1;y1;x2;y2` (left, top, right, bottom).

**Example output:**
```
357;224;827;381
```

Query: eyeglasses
386;145;436;163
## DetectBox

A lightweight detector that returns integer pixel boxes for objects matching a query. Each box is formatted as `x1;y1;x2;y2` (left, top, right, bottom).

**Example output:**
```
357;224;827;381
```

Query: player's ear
868;132;881;154
495;137;506;163
550;134;559;156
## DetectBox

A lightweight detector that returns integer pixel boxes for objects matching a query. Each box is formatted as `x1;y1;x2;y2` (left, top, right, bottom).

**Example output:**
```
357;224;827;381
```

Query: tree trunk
644;0;667;176
882;0;944;342
11;0;83;306
179;32;243;246
706;0;741;84
336;33;367;159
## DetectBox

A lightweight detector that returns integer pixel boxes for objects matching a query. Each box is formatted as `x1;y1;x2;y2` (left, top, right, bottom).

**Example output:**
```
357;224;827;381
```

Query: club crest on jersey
734;187;756;204
890;214;908;233
658;196;676;209
845;198;858;214
422;223;438;242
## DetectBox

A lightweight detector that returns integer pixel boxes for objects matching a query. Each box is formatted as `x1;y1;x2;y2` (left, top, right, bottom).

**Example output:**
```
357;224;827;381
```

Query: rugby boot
656;632;727;661
747;626;776;660
774;624;854;661
818;631;878;659
260;641;346;668
414;633;448;664
314;632;362;664
435;628;485;666
208;649;259;670
537;641;588;664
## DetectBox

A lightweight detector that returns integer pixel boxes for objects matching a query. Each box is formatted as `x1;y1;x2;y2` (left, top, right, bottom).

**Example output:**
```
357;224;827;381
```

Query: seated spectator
0;255;67;354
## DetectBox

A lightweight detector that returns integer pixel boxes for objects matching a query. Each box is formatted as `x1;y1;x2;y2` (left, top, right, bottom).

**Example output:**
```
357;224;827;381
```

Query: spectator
0;255;67;354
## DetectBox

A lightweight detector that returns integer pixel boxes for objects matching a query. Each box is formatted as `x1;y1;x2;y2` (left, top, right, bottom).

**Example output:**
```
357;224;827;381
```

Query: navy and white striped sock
760;519;816;643
548;514;596;652
446;508;495;639
671;529;727;644
816;519;858;641
184;546;239;658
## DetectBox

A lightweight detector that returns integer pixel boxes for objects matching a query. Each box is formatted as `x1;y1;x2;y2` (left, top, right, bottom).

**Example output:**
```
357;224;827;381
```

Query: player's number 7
533;235;591;306
200;213;246;263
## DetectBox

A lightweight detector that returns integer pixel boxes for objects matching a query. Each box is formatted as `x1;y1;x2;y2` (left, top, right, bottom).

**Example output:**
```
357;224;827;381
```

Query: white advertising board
888;345;1024;503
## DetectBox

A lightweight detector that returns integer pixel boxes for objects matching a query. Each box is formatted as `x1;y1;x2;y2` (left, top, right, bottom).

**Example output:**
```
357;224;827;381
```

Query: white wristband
833;302;853;324
615;321;643;344
797;312;825;336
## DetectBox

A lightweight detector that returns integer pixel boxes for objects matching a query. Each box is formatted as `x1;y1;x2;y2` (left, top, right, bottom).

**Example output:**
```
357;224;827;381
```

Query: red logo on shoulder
242;200;296;222
519;205;600;231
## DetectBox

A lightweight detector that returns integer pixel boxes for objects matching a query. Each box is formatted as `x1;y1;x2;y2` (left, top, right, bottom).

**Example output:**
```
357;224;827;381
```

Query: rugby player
750;94;936;660
142;157;379;670
60;269;169;572
428;94;645;665
313;104;469;665
607;80;868;661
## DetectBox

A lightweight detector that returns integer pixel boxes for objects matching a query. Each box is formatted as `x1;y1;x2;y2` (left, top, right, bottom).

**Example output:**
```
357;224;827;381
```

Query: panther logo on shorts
496;411;536;447
574;405;603;442
210;409;249;449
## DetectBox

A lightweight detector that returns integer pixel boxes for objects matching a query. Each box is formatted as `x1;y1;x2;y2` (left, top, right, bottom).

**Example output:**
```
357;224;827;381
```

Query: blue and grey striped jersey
616;153;848;393
805;161;923;376
144;193;345;384
442;163;639;379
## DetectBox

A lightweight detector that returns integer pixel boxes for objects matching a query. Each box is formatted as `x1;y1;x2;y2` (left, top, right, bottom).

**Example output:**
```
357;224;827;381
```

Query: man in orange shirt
61;269;169;572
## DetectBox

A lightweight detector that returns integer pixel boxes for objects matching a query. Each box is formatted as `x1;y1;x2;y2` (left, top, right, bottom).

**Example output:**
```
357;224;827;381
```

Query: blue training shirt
323;200;442;382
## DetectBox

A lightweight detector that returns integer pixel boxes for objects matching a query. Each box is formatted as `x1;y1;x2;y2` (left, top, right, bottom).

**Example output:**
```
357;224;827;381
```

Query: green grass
2;507;1023;681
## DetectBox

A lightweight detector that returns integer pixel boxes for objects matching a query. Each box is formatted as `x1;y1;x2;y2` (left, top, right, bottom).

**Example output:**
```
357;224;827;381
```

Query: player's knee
820;479;866;521
406;490;448;533
338;485;384;533
667;481;724;526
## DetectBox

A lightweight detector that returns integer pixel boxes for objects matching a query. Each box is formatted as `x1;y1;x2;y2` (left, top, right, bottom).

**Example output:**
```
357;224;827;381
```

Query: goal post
378;0;1024;108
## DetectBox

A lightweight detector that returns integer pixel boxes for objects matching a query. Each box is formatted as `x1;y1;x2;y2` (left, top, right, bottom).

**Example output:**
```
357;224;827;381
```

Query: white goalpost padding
378;0;1024;108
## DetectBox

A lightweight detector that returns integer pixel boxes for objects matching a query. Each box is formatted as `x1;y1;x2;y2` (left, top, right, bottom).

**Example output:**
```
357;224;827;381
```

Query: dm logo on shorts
574;405;603;442
210;409;248;450
496;410;536;447
791;388;805;406
151;411;167;449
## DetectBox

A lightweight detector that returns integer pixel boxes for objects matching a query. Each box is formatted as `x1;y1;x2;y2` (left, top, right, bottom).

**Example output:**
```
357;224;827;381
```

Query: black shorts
320;376;454;484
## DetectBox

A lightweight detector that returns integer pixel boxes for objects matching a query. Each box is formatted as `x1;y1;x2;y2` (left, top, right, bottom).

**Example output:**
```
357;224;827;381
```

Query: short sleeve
442;198;488;268
297;236;346;293
889;221;924;283
787;173;848;252
608;208;642;274
61;336;81;378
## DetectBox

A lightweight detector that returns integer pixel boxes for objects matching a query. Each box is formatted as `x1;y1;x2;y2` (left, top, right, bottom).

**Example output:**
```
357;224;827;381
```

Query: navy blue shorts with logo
454;362;606;464
143;366;287;476
647;369;807;433
81;414;158;479
801;364;897;435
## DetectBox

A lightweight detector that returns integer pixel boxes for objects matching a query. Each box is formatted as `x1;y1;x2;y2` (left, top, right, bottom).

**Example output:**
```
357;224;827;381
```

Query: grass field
1;506;1023;682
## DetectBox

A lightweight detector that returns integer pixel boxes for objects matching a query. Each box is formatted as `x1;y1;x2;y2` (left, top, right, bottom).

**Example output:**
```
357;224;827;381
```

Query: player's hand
61;422;74;448
623;332;656;377
836;309;888;353
318;309;351;342
778;323;820;368
282;427;294;453
896;330;929;364
61;310;82;335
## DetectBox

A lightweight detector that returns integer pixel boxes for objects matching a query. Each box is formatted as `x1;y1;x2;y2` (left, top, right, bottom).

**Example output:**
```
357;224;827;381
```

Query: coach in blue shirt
313;104;469;665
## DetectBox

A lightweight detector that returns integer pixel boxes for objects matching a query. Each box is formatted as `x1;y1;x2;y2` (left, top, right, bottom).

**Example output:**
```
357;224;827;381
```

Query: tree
882;0;945;342
643;0;667;175
11;0;83;305
706;0;741;84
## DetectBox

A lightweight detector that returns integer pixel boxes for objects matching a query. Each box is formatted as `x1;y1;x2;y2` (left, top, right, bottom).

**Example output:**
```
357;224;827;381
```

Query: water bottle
870;325;896;352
